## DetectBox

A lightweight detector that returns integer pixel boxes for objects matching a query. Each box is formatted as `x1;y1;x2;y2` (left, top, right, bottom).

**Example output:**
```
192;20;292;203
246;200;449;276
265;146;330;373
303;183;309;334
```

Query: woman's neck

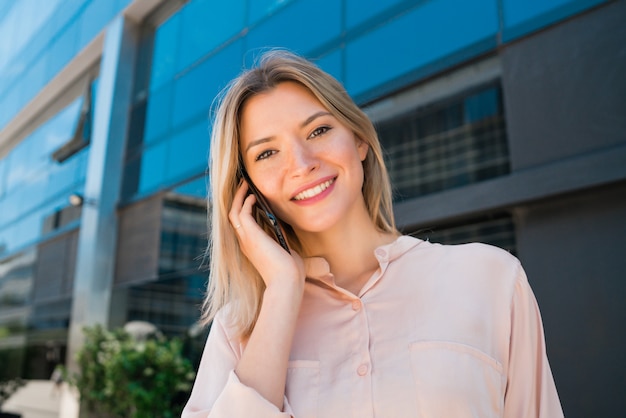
296;212;398;294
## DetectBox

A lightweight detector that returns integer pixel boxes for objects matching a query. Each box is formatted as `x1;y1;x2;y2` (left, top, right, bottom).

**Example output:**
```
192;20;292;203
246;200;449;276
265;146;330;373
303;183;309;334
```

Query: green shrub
66;324;195;418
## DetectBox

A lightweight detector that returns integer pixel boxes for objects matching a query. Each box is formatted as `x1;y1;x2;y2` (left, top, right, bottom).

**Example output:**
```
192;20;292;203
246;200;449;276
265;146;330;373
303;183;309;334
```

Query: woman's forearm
234;281;303;410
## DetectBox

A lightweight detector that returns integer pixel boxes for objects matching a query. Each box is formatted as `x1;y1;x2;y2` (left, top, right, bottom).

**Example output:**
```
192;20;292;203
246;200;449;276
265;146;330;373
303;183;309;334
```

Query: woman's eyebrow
245;111;332;153
300;111;332;128
245;136;273;153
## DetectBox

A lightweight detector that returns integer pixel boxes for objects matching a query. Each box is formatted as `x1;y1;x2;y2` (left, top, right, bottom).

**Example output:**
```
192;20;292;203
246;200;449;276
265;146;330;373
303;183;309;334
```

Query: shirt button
375;248;386;258
357;364;369;376
352;300;361;311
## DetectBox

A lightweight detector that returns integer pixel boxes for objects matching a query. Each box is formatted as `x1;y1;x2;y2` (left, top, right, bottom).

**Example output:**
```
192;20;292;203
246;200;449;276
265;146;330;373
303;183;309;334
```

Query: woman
182;50;563;417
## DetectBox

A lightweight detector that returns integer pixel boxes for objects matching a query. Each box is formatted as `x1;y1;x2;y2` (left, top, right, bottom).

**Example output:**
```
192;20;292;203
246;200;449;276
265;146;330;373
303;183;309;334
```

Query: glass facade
0;2;618;415
0;250;35;379
0;0;130;131
408;215;516;254
115;175;208;354
0;0;582;379
0;87;93;257
378;84;509;201
0;83;94;377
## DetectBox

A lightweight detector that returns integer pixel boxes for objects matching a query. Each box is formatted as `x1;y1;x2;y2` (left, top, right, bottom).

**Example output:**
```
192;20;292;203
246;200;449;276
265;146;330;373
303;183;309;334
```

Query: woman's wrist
264;277;304;305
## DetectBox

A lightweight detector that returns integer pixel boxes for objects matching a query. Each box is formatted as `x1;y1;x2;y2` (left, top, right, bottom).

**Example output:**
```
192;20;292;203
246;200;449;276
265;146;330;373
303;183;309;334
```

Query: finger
228;181;249;228
231;180;248;209
241;192;257;218
233;193;257;236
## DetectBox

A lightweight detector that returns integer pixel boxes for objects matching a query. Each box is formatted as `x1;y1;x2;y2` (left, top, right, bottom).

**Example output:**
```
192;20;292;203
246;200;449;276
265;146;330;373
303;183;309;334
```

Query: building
0;0;624;416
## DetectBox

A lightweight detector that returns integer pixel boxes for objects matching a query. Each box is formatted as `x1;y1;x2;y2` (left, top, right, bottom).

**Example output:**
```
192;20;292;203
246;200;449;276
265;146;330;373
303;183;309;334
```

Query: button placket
351;297;371;379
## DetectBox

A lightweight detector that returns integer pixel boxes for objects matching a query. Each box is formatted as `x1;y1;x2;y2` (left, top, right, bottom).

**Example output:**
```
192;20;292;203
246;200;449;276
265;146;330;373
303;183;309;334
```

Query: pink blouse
183;236;563;417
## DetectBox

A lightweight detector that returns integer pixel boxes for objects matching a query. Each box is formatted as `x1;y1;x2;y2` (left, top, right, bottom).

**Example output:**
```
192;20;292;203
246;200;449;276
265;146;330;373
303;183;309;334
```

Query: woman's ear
356;136;369;162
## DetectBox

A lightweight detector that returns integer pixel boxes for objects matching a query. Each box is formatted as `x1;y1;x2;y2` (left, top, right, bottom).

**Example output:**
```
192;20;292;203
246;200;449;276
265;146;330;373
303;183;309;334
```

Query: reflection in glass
0;249;35;380
166;121;210;183
378;84;509;201
408;215;516;254
115;174;209;368
127;275;206;337
160;192;207;275
138;141;168;194
0;89;92;254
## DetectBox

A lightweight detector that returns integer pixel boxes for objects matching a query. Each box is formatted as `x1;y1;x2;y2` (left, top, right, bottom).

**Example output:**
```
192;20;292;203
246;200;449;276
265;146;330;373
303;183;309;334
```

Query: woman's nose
288;141;318;176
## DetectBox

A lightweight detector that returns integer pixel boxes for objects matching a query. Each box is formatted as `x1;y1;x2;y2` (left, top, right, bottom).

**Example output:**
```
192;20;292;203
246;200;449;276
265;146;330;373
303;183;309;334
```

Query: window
51;78;94;163
377;84;509;201
407;214;516;254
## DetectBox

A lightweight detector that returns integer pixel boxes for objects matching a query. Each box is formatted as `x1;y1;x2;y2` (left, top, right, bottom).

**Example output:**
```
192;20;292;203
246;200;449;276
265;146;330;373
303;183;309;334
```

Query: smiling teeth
293;179;334;201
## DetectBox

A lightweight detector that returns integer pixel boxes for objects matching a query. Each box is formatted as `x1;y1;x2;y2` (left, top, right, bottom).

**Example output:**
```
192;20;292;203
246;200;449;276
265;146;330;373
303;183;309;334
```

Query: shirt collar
373;235;423;264
304;235;423;285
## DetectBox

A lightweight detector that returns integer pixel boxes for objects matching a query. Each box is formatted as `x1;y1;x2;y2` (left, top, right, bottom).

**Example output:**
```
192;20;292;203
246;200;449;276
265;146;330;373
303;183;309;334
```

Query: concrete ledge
394;143;626;228
2;380;60;418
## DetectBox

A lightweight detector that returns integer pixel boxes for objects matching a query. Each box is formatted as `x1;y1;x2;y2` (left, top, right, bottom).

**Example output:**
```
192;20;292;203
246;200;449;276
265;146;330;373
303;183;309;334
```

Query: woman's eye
255;149;276;161
309;126;331;139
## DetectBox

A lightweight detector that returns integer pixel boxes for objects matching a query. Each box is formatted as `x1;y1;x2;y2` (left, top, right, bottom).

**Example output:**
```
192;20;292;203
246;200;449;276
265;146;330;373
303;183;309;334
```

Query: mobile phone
238;160;290;253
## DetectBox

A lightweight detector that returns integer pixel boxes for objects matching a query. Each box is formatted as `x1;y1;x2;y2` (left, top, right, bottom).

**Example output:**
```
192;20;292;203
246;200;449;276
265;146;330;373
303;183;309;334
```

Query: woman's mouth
292;178;335;201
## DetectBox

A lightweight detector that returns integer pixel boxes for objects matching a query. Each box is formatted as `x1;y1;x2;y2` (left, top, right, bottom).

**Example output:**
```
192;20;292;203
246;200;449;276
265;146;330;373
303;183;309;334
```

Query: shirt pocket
285;360;320;418
409;341;505;418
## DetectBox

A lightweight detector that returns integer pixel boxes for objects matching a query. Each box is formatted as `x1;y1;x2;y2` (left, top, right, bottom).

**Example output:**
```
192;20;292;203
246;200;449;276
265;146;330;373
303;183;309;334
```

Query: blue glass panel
10;187;27;223
0;223;17;254
166;120;210;183
78;0;117;50
0;191;19;227
345;0;498;98
21;55;48;106
30;132;51;171
75;148;89;182
502;0;606;41
504;0;572;27
21;22;56;75
144;82;173;144
345;0;405;29
150;11;181;90
15;211;40;250
22;173;48;213
0;94;10;130
245;0;341;57
40;99;83;158
138;141;168;194
171;176;208;199
50;0;89;29
248;0;295;25
48;17;80;80
6;144;33;194
117;0;132;11
314;48;343;85
0;2;16;17
0;158;6;198
172;40;243;128
464;87;499;123
45;157;79;200
2;83;22;131
177;0;246;72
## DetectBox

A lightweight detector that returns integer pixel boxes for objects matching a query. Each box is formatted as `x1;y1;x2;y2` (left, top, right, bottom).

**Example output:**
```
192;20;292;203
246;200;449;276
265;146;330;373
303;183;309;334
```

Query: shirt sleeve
503;266;564;418
181;312;294;418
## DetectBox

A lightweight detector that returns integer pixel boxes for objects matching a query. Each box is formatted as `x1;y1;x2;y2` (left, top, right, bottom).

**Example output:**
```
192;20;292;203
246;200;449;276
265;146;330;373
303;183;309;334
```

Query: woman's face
239;81;369;234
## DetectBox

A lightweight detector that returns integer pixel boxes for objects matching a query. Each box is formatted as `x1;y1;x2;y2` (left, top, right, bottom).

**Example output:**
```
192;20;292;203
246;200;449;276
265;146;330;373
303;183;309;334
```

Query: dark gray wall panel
515;182;626;417
502;1;626;170
115;194;161;285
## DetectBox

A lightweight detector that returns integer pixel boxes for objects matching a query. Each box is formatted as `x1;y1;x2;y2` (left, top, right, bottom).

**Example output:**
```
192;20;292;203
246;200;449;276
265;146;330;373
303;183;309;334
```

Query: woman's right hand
228;180;305;292
228;180;306;410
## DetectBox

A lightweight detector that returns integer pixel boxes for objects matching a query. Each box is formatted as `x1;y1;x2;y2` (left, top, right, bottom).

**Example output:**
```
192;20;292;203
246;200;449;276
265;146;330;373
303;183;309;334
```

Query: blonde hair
202;49;397;337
